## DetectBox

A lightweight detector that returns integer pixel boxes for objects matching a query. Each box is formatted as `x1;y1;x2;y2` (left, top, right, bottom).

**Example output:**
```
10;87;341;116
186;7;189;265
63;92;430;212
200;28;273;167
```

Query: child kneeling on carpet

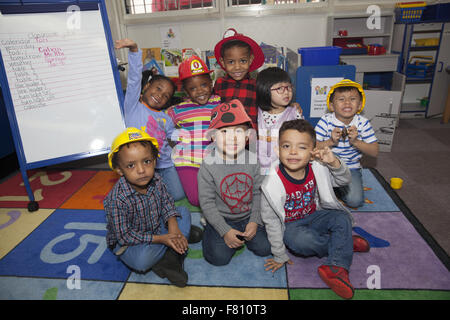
167;55;221;207
104;127;191;287
261;119;370;299
198;99;271;266
315;79;379;208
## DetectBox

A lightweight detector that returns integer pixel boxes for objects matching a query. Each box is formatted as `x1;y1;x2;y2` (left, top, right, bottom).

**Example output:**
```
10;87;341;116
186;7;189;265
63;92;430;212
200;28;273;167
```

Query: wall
105;0;439;87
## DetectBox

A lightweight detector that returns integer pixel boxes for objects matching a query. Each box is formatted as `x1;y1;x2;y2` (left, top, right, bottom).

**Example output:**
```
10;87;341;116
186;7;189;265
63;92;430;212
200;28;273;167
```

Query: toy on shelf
395;2;426;23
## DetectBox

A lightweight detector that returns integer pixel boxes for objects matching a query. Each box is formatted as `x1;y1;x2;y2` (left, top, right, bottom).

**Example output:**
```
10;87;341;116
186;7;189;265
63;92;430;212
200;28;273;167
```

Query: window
228;0;325;6
124;0;216;14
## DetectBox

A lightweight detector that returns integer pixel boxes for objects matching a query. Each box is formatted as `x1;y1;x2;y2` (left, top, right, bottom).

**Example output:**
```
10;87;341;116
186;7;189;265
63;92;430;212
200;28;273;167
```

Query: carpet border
368;168;450;271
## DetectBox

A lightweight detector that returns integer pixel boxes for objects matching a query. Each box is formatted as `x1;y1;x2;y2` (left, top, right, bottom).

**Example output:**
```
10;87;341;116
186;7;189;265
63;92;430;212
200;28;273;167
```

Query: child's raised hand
264;258;293;273
224;228;245;249
115;38;138;52
311;147;340;168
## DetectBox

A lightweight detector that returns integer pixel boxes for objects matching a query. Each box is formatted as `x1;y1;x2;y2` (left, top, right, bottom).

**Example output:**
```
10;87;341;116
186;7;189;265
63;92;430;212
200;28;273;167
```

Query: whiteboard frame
0;0;125;209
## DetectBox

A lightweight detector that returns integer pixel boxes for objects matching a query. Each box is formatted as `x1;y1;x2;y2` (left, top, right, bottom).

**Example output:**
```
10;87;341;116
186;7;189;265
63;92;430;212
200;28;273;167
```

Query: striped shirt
103;173;179;249
315;113;377;169
167;95;221;168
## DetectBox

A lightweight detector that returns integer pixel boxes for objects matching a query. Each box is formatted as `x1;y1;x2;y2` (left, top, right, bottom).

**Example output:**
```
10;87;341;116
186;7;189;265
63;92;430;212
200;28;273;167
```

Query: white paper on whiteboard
0;10;125;164
310;77;343;118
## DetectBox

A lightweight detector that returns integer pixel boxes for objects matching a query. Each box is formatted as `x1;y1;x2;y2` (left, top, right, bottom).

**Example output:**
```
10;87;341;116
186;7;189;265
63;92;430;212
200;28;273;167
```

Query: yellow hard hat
108;127;159;170
327;79;365;113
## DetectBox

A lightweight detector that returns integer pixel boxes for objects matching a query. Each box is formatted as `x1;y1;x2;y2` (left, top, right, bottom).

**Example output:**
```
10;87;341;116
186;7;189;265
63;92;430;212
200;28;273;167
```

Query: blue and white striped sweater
315;113;377;169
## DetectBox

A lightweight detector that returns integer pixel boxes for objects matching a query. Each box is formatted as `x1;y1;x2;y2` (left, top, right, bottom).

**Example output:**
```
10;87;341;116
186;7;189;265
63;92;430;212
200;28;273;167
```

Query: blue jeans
156;165;186;201
335;168;364;208
202;217;272;266
283;209;353;270
113;206;191;273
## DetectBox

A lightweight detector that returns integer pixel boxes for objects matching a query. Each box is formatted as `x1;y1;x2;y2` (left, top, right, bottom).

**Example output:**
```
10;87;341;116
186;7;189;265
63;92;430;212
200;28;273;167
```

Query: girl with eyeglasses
256;67;304;175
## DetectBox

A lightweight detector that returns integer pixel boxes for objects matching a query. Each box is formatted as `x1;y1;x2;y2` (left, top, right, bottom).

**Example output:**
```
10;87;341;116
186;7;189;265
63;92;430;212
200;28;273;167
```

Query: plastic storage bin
298;46;342;66
406;55;434;79
395;2;426;23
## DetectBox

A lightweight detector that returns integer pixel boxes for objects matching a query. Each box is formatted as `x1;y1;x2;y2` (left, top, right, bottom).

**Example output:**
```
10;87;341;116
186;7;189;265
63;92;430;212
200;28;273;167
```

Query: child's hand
242;222;258;241
224;229;245;249
115;38;138;52
347;126;358;144
311;147;340;168
162;233;188;255
264;258;293;273
330;127;342;145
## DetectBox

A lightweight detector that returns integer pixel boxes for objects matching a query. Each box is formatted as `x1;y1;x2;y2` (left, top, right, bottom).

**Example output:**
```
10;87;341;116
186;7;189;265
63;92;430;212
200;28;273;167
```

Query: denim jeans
202;217;272;266
283;209;353;270
113;206;191;273
156;165;186;201
335;168;364;208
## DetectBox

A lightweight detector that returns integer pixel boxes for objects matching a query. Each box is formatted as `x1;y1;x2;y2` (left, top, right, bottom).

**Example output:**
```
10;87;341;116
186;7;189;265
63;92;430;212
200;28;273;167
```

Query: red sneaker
353;235;370;253
318;265;354;299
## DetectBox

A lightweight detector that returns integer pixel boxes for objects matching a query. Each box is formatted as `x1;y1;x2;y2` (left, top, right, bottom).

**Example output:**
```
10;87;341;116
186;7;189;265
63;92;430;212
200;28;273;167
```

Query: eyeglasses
270;85;293;95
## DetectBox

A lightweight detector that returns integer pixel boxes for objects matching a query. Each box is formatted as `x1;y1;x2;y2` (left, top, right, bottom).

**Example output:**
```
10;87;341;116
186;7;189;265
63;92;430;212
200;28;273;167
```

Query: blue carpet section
128;211;287;288
0;277;124;300
355;170;399;212
0;209;130;282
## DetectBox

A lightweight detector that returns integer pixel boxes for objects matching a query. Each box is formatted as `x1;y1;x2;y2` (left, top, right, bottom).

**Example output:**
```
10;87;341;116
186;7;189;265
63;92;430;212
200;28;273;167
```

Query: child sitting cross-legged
261;119;370;299
104;127;191;287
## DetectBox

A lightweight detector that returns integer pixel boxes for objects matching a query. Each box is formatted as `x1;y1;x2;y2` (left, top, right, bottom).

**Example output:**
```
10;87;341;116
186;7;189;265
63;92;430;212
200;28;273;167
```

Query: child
104;127;190;287
115;38;186;202
213;28;265;128
256;67;304;175
197;99;271;266
167;55;221;207
315;79;379;208
260;119;370;299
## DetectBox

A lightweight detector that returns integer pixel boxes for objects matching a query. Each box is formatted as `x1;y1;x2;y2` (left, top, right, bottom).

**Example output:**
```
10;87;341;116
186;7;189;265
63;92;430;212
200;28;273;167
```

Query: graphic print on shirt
284;179;317;222
145;116;166;149
220;173;253;214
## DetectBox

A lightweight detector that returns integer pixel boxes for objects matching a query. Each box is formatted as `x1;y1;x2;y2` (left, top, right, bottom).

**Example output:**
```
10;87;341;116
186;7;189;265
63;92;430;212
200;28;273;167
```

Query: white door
427;23;450;117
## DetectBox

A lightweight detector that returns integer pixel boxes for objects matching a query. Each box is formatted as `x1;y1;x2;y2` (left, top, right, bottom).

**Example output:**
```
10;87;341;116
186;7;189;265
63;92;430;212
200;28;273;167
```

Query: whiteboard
0;9;125;164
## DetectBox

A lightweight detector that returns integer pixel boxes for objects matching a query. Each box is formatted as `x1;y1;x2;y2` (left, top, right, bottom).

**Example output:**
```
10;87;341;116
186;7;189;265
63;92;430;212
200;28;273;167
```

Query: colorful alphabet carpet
0;168;449;300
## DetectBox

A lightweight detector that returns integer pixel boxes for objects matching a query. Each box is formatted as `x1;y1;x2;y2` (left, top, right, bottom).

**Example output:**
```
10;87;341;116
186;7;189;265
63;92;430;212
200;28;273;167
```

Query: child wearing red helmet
213;28;265;129
167;55;221;209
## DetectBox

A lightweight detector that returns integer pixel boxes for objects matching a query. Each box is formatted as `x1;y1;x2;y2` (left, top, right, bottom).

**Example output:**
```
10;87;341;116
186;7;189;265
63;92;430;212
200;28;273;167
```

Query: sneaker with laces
353;235;370;252
318;265;354;299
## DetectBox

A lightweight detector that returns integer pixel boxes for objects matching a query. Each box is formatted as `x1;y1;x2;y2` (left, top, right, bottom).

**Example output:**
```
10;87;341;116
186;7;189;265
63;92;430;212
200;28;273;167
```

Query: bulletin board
0;0;125;210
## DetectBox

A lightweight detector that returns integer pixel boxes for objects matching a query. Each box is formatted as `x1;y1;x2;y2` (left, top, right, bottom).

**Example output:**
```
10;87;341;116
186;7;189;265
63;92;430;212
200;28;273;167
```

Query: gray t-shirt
198;149;264;237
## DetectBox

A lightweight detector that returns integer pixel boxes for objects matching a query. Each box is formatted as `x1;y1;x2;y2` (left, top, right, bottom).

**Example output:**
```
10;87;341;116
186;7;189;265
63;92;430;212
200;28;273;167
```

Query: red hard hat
178;55;213;81
214;28;264;72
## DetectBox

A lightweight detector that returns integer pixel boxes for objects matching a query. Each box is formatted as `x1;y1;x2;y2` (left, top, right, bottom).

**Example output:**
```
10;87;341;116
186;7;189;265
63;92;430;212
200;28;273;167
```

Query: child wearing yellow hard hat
315;79;379;208
104;127;191;287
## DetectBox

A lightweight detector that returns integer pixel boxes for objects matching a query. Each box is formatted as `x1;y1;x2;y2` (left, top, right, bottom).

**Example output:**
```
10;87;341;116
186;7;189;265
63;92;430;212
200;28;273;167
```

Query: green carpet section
174;197;201;213
289;289;450;300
